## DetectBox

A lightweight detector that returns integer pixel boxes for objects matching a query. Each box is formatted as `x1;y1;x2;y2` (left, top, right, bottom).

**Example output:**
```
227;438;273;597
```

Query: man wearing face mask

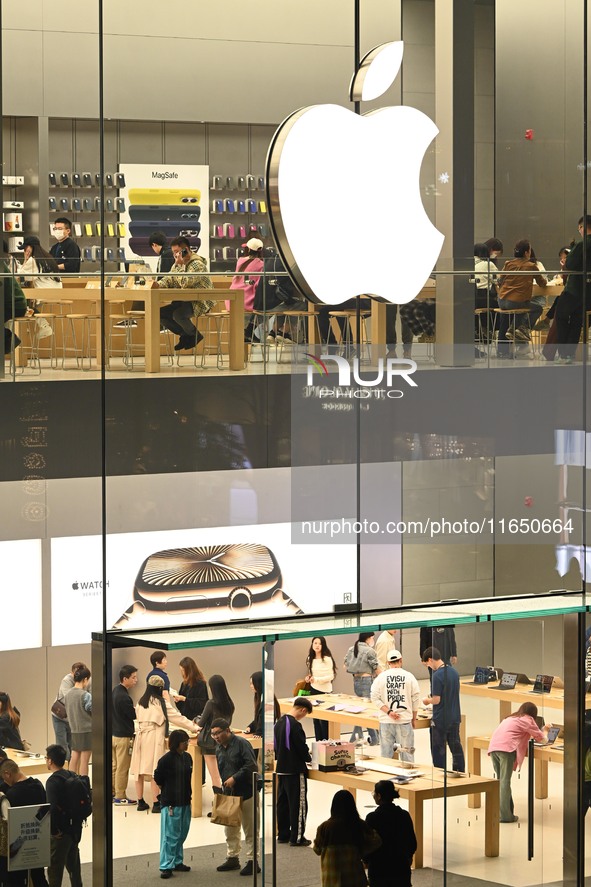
155;236;214;351
50;218;81;273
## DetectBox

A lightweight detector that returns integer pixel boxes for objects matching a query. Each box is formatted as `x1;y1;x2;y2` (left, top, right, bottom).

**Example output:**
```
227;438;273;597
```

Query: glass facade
1;1;590;885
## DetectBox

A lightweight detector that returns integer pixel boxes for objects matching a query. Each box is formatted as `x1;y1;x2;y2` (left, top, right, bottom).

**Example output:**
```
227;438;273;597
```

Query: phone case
129;204;200;222
48;172;57;186
117;248;126;261
212;175;222;190
129;220;201;239
238;226;247;239
214;247;223;260
105;198;114;212
72;173;81;187
117;222;126;237
106;248;114;261
224;223;235;238
223;247;236;259
116;198;126;212
247;200;256;213
74;223;83;237
95;222;102;236
237;176;246;190
116;173;126;188
59;198;70;211
237;247;248;258
258;177;265;191
83;198;93;212
258;224;268;237
49;197;57;211
107;223;115;237
249;224;258;235
95;174;102;187
226;176;235;190
213;199;224;213
128;188;201;205
258;200;267;213
237;200;246;214
93;246;102;260
82;173;92;187
72;198;82;212
105;173;114;187
60;173;69;187
84;223;93;236
94;198;101;212
83;247;93;261
225;199;235;213
246;175;255;190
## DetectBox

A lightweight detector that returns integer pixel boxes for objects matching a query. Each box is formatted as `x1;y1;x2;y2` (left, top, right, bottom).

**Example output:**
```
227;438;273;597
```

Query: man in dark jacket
112;664;138;805
212;718;259;876
0;758;48;886
149;232;175;277
49;219;81;273
153;730;192;879
45;744;83;887
274;696;312;847
556;214;591;361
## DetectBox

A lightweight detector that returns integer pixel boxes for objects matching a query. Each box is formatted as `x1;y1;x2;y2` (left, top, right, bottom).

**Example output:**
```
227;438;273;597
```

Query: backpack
57;771;92;830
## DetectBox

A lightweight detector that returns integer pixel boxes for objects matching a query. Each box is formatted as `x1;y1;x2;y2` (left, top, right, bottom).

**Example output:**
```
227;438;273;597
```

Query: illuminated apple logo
266;41;444;304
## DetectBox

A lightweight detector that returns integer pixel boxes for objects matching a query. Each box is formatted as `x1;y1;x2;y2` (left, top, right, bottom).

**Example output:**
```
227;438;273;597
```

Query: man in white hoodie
371;650;420;762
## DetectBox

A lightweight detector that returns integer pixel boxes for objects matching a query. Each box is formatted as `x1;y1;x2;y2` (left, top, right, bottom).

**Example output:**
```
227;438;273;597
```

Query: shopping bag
211;793;242;827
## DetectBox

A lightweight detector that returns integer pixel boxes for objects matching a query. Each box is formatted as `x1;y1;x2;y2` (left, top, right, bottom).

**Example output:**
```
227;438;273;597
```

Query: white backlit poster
51;524;356;645
1;539;42;650
7;804;50;871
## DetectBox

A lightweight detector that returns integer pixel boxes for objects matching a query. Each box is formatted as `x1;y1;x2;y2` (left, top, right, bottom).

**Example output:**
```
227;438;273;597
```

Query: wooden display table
309;756;499;868
3;749;49;776
460;680;576;722
466;734;563;809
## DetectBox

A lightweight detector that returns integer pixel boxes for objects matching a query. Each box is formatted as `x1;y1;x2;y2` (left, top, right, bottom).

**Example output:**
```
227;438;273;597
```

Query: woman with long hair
196;674;235;792
305;637;337;741
313;789;381;887
244;671;281;736
175;656;208;720
0;692;24;750
488;702;549;822
344;632;380;744
19;236;62;288
496;239;547;358
64;667;92;776
131;675;169;812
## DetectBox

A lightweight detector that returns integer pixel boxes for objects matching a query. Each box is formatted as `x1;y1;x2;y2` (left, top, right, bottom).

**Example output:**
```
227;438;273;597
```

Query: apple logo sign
266;41;444;304
72;581;79;590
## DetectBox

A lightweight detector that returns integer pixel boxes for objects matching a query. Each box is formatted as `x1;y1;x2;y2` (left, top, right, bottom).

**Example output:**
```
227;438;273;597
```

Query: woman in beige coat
131;676;169;812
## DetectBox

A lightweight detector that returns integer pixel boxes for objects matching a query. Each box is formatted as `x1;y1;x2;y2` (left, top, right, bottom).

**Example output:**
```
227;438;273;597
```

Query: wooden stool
276;309;322;363
9;316;41;374
328;310;370;361
493;307;533;358
199;311;229;369
63;313;101;370
126;311;174;368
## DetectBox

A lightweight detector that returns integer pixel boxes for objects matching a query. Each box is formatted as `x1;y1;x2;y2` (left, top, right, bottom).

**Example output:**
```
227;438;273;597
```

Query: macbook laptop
534;725;561;747
493;672;518;690
465;666;491;685
531;674;554;694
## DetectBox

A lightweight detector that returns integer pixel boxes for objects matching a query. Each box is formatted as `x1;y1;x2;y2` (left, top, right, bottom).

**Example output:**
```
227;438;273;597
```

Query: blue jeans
430;722;465;772
52;715;72;761
349;677;379;744
496;298;542;355
379;721;415;762
160;805;191;872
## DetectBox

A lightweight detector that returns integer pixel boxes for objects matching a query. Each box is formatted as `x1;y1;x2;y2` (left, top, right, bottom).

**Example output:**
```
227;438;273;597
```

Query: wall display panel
1;539;42;650
51;522;357;645
119;163;209;264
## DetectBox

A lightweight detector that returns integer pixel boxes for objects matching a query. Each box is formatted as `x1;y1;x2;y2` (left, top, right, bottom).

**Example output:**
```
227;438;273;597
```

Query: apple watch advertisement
50;523;356;645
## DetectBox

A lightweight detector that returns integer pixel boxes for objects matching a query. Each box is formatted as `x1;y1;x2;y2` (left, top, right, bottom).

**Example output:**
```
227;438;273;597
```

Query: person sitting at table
2;247;27;356
496;239;547;358
484;237;504;267
364;780;416;887
154;236;214;352
535;246;570;331
487;702;549;823
227;237;264;339
313;789;381;887
473;242;498;345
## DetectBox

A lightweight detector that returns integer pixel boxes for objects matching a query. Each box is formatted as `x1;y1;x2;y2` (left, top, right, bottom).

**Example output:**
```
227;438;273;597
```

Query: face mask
53;229;66;241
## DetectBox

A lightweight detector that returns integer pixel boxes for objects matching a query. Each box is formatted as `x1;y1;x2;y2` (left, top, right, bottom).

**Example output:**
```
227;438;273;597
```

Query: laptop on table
530;674;554;694
492;672;518;690
465;666;491;686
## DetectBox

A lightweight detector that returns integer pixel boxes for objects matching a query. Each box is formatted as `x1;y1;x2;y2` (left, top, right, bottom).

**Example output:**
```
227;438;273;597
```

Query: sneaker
136;799;149;812
504;327;514;341
36;318;53;339
173;864;191;872
514;326;531;342
289;838;312;847
113;797;137;805
266;331;277;344
534;317;551;331
115;319;138;328
160;871;173;879
216;858;240;872
152;801;161;813
275;331;293;344
240;861;261;876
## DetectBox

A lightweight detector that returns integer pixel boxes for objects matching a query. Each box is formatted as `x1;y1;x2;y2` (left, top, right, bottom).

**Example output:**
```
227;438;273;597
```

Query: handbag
293;678;308;696
211;792;242;827
21;739;31;751
51;699;67;720
197;723;213;749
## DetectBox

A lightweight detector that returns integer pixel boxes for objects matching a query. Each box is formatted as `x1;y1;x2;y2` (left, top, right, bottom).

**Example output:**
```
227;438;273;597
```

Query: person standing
112;664;138;805
131;675;168;813
419;626;457;666
174;657;208;721
63;668;92;777
0;759;48;887
49;219;81;273
153;730;193;879
212;718;260;875
45;744;83;887
149;232;175;276
51;662;87;762
305;636;337;741
421;647;465;772
313;790;381;887
487;703;548;822
374;629;399;672
147;651;171;700
274;696;313;847
370;650;420;762
555;214;591;362
364;780;417;887
344;632;381;745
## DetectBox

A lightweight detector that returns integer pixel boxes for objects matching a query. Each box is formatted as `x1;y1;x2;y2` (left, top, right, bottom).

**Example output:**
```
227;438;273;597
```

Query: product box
311;741;355;772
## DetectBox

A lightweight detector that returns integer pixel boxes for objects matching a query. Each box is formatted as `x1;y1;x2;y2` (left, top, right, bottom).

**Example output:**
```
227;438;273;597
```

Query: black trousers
555;290;583;359
277;773;308;844
308;687;328;740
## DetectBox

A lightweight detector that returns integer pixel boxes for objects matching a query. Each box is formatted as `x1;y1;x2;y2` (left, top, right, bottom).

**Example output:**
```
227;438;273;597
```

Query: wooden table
309;756;499;868
42;286;245;372
460;680;576;722
3;749;49;776
466;734;563;808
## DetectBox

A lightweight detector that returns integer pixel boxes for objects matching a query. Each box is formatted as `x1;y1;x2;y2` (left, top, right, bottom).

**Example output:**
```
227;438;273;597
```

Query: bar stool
276;309;322;363
125;310;174;369
327;309;371;361
474;308;493;357
247;310;273;364
199;311;229;369
63;311;101;370
34;312;57;368
9;316;42;374
107;314;134;369
492;307;533;358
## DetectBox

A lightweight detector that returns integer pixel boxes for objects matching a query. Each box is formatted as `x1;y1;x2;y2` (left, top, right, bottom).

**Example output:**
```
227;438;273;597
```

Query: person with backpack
45;744;90;887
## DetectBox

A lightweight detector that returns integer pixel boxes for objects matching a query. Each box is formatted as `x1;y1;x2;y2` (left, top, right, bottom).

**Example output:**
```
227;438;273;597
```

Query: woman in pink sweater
488;702;549;822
